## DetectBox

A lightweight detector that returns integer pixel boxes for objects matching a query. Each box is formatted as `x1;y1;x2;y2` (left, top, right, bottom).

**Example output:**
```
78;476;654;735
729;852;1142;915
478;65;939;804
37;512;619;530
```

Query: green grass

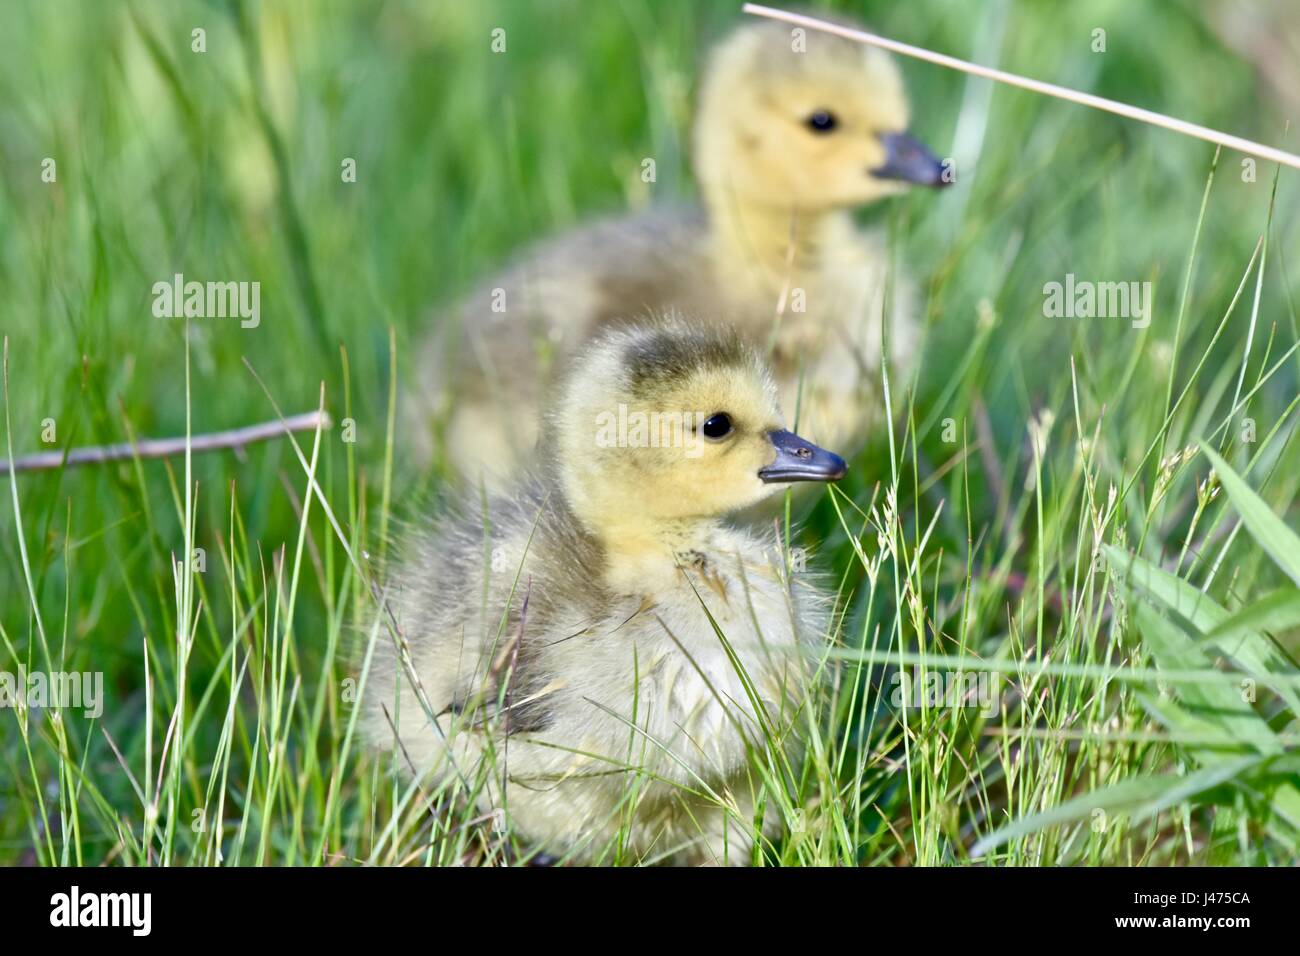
2;0;1299;865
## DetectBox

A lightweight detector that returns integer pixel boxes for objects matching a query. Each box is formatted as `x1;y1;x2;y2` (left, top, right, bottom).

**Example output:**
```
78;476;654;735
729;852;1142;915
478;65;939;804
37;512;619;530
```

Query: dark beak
758;430;848;484
870;131;949;188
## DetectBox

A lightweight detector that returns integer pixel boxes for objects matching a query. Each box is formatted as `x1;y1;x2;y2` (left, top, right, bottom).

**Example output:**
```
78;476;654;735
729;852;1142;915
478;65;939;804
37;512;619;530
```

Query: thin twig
0;410;331;475
742;3;1300;171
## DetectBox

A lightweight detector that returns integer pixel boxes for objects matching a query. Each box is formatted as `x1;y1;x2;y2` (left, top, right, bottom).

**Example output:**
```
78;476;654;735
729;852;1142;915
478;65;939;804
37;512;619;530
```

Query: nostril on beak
759;430;847;483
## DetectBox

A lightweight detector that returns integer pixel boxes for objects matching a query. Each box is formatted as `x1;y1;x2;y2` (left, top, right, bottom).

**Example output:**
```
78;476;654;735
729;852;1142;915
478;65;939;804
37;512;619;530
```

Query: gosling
371;319;847;864
410;14;947;481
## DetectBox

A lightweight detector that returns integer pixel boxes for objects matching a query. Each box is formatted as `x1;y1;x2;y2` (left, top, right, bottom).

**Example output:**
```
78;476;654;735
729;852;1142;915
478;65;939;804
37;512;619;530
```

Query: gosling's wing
376;475;614;732
366;478;555;761
411;207;708;414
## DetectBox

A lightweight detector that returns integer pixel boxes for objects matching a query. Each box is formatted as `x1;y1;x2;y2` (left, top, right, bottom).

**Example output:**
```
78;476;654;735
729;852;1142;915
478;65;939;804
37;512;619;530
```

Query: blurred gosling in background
410;13;948;482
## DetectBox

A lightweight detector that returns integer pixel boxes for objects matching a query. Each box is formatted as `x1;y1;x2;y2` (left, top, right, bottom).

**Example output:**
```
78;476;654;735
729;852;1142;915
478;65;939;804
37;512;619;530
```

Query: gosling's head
694;15;949;213
549;317;846;537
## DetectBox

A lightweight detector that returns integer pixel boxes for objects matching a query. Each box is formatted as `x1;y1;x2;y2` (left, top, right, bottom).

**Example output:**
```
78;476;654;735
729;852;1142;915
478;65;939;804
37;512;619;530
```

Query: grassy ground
1;0;1298;865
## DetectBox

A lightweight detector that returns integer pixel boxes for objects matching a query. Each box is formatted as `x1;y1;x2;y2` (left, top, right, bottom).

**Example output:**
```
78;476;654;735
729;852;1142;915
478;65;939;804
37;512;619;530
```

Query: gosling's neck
703;188;857;297
572;504;724;595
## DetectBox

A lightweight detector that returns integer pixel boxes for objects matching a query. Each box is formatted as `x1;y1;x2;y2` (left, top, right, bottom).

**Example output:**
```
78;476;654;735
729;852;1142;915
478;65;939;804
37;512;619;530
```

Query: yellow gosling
372;317;847;864
410;13;947;480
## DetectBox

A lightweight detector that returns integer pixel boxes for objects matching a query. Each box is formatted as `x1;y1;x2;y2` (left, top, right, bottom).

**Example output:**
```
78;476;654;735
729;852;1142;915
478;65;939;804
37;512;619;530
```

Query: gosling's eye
701;413;733;440
806;110;838;133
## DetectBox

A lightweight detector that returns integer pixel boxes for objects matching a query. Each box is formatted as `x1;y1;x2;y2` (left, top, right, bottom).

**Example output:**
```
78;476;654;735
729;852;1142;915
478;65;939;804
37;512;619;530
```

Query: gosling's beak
758;430;848;484
870;131;949;188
